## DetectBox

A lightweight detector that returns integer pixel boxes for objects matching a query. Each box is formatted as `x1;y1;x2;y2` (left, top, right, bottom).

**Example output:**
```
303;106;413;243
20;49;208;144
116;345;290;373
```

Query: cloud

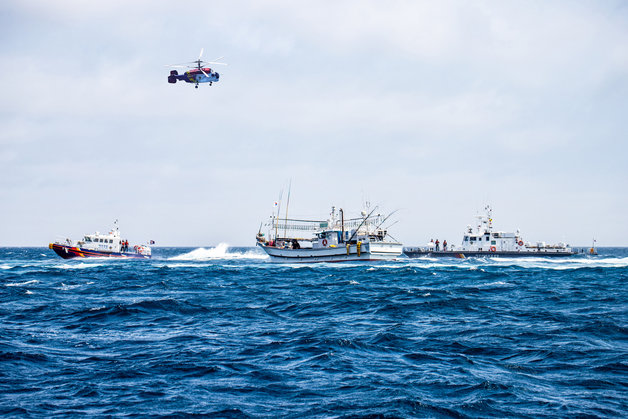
1;0;627;245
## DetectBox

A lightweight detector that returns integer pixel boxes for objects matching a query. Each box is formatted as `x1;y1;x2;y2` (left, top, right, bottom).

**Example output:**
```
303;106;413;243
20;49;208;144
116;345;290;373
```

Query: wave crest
169;243;268;261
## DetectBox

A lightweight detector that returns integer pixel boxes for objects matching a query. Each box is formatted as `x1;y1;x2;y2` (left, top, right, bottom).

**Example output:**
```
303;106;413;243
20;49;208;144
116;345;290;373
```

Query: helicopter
166;49;227;89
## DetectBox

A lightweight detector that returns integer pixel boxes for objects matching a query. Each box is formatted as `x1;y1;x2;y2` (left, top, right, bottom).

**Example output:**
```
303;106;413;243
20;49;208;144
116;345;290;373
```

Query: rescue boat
49;221;152;259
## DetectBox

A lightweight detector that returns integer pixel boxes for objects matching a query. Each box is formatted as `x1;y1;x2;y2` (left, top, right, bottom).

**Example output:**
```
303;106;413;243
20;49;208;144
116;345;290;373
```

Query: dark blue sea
1;246;626;417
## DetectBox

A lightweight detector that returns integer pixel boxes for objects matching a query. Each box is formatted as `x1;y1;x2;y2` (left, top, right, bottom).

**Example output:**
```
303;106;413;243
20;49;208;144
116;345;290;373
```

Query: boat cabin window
464;236;469;242
84;237;91;242
470;237;476;242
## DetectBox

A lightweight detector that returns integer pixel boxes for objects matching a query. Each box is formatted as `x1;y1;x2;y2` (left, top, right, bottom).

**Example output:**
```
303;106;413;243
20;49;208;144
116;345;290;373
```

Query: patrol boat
404;206;576;258
49;221;152;259
256;206;403;263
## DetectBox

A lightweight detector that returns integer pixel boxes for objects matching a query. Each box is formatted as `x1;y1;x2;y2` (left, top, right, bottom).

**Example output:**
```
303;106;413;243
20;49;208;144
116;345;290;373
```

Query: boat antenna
283;179;292;239
347;206;379;243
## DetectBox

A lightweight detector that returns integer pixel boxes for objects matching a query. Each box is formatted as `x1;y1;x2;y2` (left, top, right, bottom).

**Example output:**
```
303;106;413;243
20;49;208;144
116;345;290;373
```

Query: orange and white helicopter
166;49;227;89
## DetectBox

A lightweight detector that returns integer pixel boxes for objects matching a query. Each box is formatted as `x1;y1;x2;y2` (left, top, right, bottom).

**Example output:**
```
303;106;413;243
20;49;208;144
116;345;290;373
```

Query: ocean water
1;246;626;417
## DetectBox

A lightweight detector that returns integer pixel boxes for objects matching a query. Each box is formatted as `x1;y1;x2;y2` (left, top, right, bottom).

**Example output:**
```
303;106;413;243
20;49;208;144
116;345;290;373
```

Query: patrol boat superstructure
256;206;403;263
404;206;576;258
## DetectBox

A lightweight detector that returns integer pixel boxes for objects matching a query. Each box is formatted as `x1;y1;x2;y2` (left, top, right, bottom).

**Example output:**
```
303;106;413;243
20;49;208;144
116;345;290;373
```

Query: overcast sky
1;0;627;247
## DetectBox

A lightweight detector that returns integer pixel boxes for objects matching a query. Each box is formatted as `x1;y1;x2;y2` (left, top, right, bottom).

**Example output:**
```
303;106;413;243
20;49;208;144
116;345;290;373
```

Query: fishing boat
256;205;403;263
404;206;577;258
49;221;152;259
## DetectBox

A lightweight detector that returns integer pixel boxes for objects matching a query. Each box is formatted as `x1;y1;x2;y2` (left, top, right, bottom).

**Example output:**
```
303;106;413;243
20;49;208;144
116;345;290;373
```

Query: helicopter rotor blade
207;56;227;66
166;52;224;71
200;68;210;77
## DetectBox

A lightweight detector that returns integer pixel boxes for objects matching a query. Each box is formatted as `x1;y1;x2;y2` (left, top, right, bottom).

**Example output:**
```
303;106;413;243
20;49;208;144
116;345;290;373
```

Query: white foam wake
56;263;105;270
405;256;628;270
169;243;268;261
5;279;39;287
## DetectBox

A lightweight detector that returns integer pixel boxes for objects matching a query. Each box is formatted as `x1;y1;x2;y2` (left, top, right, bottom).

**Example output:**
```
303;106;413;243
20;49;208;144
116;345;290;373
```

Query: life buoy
322;239;328;246
518;240;524;246
490;246;496;252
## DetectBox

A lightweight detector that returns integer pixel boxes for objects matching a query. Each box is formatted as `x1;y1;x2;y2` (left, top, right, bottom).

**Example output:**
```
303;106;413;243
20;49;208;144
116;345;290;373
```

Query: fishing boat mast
283;180;292;240
274;189;283;241
340;208;344;240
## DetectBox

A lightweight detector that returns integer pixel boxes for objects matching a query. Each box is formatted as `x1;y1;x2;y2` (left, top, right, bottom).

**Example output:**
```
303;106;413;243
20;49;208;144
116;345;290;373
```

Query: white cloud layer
1;0;627;246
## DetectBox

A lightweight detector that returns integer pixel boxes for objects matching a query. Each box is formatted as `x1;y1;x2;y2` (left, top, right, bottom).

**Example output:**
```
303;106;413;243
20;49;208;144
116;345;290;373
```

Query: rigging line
279;218;327;223
278;216;366;223
381;220;399;231
347;206;379;243
375;209;400;230
386;232;400;243
379;220;399;241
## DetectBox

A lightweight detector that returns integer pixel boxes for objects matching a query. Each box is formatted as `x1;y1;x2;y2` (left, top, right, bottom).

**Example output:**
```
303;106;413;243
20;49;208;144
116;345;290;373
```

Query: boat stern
368;242;404;259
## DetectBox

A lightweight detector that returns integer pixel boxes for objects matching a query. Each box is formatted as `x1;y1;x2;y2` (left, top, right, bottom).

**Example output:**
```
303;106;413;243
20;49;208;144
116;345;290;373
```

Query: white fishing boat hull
258;242;403;263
